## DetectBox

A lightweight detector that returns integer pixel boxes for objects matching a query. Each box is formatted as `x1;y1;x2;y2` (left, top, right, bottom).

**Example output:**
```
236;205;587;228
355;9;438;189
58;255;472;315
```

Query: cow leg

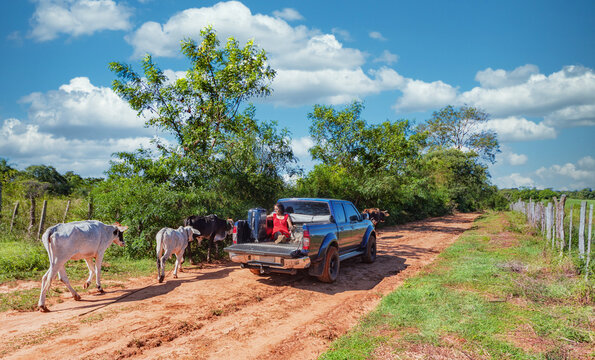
173;252;181;279
94;253;105;294
186;241;197;265
207;236;215;263
38;264;59;312
58;267;81;301
83;258;95;289
159;249;172;283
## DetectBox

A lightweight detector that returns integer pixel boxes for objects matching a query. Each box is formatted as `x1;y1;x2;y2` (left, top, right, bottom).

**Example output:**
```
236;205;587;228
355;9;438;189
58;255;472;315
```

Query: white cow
156;226;201;283
38;220;128;312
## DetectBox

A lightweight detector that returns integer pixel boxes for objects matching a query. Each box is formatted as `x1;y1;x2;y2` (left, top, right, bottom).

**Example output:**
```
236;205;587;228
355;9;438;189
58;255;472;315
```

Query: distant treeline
500;187;594;202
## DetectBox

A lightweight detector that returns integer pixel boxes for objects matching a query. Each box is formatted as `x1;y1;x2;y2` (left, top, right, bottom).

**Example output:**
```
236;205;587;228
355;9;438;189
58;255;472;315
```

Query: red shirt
272;214;290;236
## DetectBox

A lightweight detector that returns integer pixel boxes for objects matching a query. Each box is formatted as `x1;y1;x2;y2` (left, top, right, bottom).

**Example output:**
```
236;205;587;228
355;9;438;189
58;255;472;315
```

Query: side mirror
329;215;335;223
349;215;359;223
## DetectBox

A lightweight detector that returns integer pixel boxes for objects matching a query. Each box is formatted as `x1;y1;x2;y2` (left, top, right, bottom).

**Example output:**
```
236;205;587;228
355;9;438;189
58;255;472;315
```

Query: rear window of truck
280;201;331;216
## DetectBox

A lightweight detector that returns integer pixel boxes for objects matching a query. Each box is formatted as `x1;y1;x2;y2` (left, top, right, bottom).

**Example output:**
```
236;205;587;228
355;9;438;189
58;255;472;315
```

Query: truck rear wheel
317;246;339;283
362;234;377;263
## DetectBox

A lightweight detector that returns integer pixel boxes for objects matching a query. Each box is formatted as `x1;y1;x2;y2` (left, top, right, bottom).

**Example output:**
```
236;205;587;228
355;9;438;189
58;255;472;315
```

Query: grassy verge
320;211;594;360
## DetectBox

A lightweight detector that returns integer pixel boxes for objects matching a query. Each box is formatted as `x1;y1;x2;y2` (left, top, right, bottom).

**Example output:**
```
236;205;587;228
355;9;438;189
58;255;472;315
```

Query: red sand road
0;213;479;360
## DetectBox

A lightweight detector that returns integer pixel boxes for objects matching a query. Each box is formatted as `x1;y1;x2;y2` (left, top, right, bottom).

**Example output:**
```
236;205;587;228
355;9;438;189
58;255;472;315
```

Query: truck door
343;202;368;249
330;201;351;252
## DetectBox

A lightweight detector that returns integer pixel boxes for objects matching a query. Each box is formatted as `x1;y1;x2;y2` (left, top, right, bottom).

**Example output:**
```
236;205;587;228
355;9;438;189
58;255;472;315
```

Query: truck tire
317;246;339;283
362;234;377;263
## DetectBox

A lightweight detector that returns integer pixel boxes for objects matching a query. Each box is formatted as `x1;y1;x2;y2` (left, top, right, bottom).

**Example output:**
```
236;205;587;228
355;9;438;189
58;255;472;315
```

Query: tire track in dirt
0;213;479;360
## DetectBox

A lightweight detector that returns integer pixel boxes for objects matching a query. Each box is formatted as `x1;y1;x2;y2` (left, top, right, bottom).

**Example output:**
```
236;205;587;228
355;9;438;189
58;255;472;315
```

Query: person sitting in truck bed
270;203;294;244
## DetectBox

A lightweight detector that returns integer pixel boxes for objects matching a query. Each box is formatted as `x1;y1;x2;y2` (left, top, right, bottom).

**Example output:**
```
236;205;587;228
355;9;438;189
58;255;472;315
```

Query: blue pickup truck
223;198;377;282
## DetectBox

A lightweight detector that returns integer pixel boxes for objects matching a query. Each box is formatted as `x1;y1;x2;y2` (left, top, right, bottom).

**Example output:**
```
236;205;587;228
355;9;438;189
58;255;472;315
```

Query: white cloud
535;157;595;189
291;136;315;170
460;65;595;119
271;67;404;106
272;8;303;21
507;152;528;166
578;156;595;169
475;64;540;89
0;118;154;177
30;0;132;41
495;173;535;188
369;31;386;41
331;27;352;42
19;77;146;139
373;50;398;65
484;117;557;142
392;64;595;135
393;79;457;112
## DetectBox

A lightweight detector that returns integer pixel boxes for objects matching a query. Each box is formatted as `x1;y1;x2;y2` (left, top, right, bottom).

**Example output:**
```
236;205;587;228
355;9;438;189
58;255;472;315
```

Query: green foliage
418;105;500;164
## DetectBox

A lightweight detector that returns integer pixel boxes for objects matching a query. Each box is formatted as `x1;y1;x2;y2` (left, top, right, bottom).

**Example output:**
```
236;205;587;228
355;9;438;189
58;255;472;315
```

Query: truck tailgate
224;243;301;257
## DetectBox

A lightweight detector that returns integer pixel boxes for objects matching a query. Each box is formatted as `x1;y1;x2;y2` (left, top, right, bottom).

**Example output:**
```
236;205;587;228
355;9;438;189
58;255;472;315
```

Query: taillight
233;225;237;234
303;230;310;251
232;225;237;244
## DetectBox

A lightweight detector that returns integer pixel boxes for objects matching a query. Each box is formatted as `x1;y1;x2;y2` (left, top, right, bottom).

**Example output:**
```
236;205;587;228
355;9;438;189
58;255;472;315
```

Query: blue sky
1;0;594;190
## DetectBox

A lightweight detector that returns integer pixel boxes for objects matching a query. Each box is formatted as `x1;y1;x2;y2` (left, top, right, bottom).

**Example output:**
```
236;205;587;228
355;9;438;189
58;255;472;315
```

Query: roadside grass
320;211;594;360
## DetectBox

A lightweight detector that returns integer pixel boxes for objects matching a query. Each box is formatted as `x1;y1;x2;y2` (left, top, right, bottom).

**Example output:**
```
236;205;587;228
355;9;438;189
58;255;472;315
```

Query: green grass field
320;211;594;359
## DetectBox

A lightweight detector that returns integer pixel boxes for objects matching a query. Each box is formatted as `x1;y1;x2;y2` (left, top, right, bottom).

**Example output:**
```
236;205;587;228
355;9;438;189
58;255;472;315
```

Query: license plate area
248;255;282;265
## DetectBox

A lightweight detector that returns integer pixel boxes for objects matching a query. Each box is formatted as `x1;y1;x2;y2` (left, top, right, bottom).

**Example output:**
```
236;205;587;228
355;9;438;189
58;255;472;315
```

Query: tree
24;165;70;195
419;105;500;164
109;26;276;167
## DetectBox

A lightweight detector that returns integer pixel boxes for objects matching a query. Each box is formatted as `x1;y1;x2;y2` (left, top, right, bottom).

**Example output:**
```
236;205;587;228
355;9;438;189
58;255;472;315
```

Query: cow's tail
41;226;58;264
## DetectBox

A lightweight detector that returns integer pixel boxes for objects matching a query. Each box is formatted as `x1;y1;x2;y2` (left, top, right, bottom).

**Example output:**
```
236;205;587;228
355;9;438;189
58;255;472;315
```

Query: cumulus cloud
373;50;398;65
394;64;595;138
331;27;352;42
0;118;154;177
484;117;557;142
393;79;457;112
272;8;303;21
475;64;540;89
272;67;404;106
507;152;528;166
368;31;386;41
19;77;147;139
495;173;535;188
291;136;315;170
535;156;595;189
30;0;132;41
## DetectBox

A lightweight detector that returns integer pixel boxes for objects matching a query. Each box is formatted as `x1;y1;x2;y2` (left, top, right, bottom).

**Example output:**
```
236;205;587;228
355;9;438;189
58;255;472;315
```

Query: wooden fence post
28;196;37;234
568;205;573;253
63;199;71;223
87;200;94;220
37;200;47;240
9;201;19;233
546;202;553;245
557;195;566;251
586;204;593;280
578;201;586;258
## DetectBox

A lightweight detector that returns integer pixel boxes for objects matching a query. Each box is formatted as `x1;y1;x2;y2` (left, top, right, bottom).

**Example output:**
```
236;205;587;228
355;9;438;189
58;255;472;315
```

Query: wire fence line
510;196;593;279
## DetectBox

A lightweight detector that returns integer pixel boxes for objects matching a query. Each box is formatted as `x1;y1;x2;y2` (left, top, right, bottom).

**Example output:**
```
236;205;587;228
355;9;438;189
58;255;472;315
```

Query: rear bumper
228;252;311;270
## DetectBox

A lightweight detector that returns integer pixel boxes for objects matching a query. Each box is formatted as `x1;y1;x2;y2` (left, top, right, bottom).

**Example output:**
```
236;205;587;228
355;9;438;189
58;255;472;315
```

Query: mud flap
307;259;324;277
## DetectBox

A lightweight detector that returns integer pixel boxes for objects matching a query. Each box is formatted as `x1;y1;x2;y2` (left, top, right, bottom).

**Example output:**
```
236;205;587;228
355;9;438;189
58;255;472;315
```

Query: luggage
234;220;251;244
247;208;268;242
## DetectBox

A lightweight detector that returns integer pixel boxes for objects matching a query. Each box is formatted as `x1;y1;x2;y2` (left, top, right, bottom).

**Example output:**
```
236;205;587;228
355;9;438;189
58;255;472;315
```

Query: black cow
362;208;390;226
183;214;233;263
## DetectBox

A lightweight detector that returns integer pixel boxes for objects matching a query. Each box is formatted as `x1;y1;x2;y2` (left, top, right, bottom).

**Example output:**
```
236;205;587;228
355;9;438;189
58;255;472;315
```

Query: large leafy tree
418;105;500;164
109;26;281;171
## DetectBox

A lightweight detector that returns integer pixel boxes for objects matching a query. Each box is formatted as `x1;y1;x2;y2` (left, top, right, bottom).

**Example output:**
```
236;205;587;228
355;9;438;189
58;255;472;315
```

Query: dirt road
0;213;478;360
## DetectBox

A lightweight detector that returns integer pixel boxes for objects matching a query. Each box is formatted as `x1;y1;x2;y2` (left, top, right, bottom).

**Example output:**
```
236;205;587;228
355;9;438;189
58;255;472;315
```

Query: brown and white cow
362;208;390;226
38;220;128;312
